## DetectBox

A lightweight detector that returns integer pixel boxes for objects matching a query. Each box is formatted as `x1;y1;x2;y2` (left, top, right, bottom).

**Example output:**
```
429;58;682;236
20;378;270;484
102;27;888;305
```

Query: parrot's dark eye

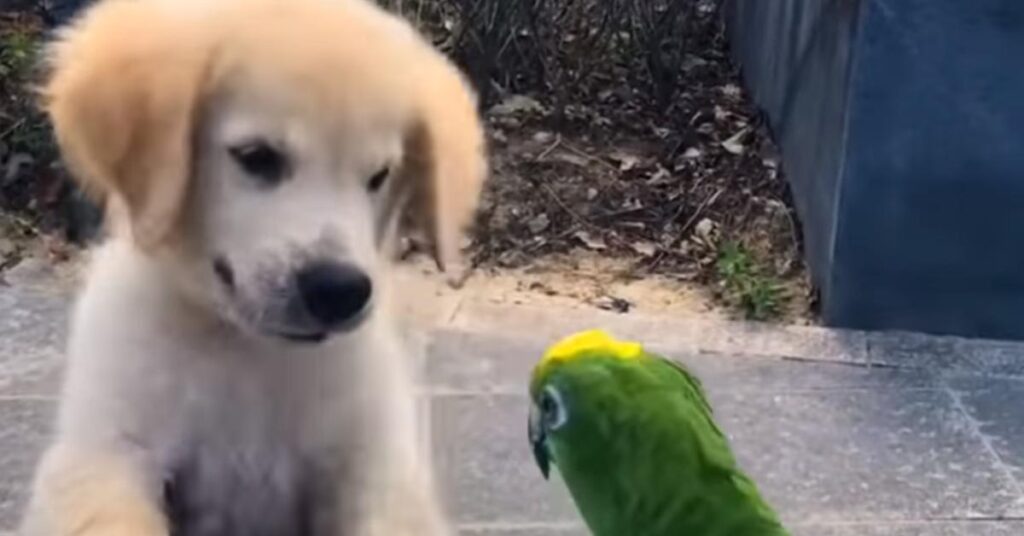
541;385;568;431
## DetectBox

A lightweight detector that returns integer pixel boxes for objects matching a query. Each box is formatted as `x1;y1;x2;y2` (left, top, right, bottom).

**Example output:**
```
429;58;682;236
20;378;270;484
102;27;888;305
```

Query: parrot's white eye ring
541;385;568;431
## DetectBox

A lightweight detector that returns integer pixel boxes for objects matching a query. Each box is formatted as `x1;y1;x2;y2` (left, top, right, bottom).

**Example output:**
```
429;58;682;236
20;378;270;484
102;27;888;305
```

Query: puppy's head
44;0;486;342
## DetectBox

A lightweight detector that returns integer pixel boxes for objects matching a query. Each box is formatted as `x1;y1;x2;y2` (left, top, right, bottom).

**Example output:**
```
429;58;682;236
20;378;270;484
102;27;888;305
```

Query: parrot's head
528;329;645;479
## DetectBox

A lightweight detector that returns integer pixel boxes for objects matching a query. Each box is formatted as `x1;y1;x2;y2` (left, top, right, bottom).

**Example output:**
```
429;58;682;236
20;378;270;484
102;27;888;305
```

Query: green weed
0;30;38;80
715;240;785;321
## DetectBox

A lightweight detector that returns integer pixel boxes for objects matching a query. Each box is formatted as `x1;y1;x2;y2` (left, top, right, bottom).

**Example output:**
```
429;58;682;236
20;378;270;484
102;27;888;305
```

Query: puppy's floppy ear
43;1;210;249
404;57;487;278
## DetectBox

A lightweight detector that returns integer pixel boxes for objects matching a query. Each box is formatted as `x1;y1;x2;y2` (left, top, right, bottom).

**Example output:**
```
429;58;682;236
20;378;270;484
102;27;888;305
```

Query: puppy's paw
19;512;168;536
21;446;169;536
442;261;473;290
82;522;168;536
358;482;453;536
363;513;453;536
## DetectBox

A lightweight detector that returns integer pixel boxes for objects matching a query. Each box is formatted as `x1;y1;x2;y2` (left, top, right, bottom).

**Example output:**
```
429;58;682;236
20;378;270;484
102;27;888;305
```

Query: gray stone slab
431;387;1021;529
458;526;586;536
425;331;543;395
946;377;1024;486
0;286;68;397
461;527;1024;536
689;321;869;365
686;354;936;393
432;395;579;524
949;338;1024;378
426;330;932;396
450;301;869;363
798;522;1024;536
867;331;967;370
0;399;55;530
0;368;63;399
717;389;1022;524
869;330;1024;378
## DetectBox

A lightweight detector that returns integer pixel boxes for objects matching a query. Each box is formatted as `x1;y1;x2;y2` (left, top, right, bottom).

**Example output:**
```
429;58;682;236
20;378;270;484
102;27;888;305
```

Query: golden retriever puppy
19;0;486;535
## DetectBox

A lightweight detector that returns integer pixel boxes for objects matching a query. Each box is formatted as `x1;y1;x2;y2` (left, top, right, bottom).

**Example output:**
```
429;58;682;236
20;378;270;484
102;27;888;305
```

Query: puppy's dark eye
367;167;389;193
229;141;289;185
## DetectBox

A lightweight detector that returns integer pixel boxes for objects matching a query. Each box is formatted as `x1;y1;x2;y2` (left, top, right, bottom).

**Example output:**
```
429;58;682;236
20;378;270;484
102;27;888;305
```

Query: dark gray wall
726;0;1024;339
724;0;861;298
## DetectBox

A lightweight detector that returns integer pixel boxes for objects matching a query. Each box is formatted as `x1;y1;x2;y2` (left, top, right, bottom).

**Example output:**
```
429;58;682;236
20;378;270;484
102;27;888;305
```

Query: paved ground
3;279;1024;535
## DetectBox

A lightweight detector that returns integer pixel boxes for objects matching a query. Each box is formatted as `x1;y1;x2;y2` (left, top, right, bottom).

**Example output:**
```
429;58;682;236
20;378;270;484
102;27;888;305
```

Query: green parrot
528;330;790;536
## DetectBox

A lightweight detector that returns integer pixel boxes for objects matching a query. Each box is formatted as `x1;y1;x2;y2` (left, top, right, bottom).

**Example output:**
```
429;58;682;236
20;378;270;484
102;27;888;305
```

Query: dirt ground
452;1;814;323
0;232;813;326
401;252;728;317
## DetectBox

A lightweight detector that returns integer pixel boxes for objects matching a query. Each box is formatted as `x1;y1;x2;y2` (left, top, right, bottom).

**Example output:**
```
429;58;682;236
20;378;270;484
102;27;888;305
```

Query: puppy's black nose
295;261;372;328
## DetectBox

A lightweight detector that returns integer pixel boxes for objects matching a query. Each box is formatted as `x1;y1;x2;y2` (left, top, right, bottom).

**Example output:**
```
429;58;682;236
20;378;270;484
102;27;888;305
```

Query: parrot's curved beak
528;402;551;479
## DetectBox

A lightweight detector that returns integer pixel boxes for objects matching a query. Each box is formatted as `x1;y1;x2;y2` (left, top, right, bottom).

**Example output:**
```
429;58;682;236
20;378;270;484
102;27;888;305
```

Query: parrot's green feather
530;330;790;536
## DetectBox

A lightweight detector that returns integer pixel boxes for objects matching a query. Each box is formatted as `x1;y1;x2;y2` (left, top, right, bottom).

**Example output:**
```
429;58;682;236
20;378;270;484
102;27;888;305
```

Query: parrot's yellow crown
541;330;644;367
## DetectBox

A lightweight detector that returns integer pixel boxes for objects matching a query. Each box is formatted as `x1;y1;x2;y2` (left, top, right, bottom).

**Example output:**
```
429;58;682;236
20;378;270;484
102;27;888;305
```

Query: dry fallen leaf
682;147;703;159
721;128;749;155
593;295;632;313
3;152;34;185
681;54;709;72
551;151;589;167
489;94;545;116
0;237;16;258
609;150;642;171
694;218;719;245
630;240;658;257
489;128;508;144
528;213;551;234
645;166;672;185
573;230;608;250
721;84;742;98
533;131;555;143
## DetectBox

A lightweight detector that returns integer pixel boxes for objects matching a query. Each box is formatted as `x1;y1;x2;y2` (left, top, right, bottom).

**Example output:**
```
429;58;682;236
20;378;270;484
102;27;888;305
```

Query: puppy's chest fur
154;357;348;536
163;442;299;532
164;440;313;536
107;336;356;536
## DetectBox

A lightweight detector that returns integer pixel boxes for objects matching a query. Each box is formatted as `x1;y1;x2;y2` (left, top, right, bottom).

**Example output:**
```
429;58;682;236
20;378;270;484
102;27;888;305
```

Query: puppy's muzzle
292;260;372;338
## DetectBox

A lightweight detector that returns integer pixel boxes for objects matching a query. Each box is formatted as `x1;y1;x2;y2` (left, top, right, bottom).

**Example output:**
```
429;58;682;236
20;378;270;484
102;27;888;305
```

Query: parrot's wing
652;353;713;410
649;352;728;439
646;353;792;535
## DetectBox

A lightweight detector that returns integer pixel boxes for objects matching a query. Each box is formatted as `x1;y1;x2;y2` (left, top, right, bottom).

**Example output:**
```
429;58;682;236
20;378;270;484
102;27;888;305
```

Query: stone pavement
3;281;1024;535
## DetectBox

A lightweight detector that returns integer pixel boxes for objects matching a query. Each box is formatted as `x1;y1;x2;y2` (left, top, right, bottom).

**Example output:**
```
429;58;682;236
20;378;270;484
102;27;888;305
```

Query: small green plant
2;27;55;159
715;240;785;320
0;31;38;79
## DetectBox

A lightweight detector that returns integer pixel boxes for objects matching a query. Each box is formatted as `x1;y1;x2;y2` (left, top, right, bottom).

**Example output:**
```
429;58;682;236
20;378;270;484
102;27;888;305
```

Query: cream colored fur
20;0;486;535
